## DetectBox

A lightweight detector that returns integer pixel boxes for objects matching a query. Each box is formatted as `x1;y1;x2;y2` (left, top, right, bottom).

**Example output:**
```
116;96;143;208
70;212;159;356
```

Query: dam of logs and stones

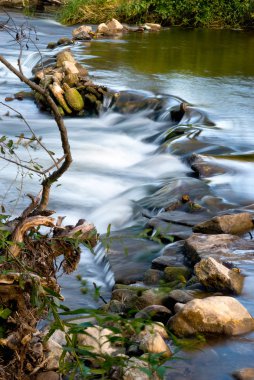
1;18;254;380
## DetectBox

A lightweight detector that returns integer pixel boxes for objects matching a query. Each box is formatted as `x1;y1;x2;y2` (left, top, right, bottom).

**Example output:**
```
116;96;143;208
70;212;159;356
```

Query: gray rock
168;296;254;337
135;305;172;324
189;153;227;178
143;269;164;285
163;240;186;254
163;289;194;311
232;368;254;380
155;210;213;227
193;213;254;234
152;254;185;270
102;228;161;283
148;218;193;240
194;257;244;294
185;233;254;265
168;289;194;303
139;177;212;211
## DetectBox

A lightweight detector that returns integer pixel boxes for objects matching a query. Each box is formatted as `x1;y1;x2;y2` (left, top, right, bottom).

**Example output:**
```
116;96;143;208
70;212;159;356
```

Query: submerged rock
168;296;254;337
188;153;227;178
193;212;254;234
194;257;244;295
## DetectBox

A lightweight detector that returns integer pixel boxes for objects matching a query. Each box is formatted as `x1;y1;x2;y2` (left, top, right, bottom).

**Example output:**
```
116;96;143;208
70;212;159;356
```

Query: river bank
1;10;254;380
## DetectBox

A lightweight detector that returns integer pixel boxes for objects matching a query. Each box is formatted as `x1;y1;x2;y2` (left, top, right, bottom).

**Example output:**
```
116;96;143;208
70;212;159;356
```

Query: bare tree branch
0;54;73;210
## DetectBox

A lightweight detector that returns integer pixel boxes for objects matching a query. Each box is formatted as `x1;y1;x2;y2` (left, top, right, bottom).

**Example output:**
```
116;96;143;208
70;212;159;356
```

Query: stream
0;11;254;380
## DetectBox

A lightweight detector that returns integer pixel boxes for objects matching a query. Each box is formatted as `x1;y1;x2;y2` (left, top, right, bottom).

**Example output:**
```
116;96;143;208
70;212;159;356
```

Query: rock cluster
33;49;107;116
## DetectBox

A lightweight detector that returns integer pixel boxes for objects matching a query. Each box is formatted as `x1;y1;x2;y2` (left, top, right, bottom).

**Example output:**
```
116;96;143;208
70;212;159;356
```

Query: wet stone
139;177;212;211
135;305;172;324
185;233;254;266
143;269;164;285
194;257;244;295
188;153;227;178
147;218;193;241
193;212;254;235
152;255;185;271
155;209;213;227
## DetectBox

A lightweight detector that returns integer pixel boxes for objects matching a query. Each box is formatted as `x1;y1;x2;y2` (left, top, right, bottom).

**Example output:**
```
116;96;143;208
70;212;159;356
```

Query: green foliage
59;0;254;28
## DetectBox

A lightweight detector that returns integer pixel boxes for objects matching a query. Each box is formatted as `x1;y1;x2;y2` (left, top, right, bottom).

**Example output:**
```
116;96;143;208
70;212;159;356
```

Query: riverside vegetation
58;0;254;28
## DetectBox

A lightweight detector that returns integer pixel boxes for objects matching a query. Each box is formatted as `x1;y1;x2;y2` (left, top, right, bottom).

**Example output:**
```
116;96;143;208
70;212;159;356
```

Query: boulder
194;257;244;295
72;25;92;40
135;305;172;324
232;368;254;380
77;326;120;356
106;18;124;32
142;322;169;339
44;338;63;370
139;331;172;358
123;357;160;380
97;23;109;34
168;296;254;337
185;233;254;265
193;213;254;234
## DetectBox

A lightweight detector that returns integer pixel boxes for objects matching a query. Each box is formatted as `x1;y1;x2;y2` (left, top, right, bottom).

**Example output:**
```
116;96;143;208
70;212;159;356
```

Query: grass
58;0;254;28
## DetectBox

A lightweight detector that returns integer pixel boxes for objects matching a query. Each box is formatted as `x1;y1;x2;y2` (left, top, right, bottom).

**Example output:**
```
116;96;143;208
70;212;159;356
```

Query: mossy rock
47;42;57;49
63;84;84;112
164;266;191;284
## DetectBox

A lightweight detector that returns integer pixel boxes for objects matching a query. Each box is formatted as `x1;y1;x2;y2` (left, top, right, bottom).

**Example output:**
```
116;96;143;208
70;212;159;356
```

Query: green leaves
0;307;11;319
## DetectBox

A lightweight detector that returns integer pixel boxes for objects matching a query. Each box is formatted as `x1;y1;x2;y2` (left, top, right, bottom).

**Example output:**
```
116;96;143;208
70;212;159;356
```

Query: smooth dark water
0;11;254;380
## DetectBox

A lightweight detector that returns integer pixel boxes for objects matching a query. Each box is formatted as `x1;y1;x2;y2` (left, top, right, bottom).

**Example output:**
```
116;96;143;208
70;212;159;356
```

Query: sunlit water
0;11;254;379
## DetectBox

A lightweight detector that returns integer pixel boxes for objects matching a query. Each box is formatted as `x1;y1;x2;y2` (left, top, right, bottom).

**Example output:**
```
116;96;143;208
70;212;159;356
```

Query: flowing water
0;11;254;379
